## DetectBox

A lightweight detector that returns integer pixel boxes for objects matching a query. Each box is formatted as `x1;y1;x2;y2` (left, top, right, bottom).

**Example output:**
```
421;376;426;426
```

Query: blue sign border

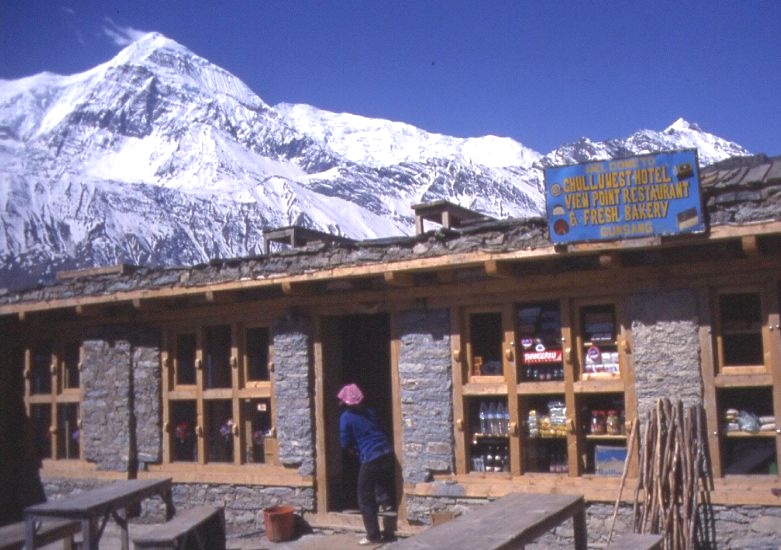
544;149;705;245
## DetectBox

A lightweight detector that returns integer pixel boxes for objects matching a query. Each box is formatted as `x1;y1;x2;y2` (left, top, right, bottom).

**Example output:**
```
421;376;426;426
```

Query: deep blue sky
2;1;779;155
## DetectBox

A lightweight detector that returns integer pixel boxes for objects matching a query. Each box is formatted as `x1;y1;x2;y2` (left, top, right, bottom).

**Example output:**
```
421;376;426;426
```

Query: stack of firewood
609;399;712;550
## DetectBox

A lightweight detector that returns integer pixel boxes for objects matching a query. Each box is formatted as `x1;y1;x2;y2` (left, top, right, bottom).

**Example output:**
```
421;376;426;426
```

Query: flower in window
175;422;191;443
219;419;234;441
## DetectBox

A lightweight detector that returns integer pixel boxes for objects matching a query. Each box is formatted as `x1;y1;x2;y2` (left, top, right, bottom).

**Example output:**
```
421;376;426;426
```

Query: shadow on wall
0;321;45;525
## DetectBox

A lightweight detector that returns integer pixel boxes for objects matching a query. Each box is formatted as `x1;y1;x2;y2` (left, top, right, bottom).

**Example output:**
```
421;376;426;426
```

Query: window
24;339;83;461
709;285;779;477
454;298;635;478
164;322;276;466
715;290;768;373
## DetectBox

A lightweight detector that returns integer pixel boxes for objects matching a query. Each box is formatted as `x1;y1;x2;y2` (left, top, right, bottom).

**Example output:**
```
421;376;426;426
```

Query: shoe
358;536;381;546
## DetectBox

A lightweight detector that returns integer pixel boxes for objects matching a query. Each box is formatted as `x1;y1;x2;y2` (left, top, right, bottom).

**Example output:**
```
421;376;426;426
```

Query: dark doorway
322;314;395;512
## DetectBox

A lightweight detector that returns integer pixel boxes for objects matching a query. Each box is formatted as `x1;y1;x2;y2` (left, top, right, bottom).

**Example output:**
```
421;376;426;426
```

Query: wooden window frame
452;296;637;480
713;285;772;376
162;321;277;469
23;338;84;461
704;281;781;479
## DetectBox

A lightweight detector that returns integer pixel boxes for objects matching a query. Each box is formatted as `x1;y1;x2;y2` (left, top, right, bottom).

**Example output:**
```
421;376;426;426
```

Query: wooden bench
388;492;587;550
132;505;225;550
0;518;79;550
605;533;664;550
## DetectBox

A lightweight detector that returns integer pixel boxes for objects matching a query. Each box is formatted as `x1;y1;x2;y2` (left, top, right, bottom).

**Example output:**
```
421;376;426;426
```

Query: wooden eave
2;219;781;319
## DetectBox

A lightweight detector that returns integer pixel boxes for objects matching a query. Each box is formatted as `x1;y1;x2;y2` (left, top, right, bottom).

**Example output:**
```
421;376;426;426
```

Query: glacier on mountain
0;32;752;291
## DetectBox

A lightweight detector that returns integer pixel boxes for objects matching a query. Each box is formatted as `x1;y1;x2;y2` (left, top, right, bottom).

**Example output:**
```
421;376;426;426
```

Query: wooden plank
389;309;407;520
132;505;225;549
0;518;79;550
388;492;585;550
25;479;172;517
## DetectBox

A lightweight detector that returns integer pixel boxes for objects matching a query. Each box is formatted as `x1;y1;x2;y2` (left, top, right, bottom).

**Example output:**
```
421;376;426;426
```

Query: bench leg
81;518;99;550
573;505;588;550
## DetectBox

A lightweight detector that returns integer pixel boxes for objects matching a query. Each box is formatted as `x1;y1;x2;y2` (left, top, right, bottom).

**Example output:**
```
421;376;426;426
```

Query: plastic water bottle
479;402;487;434
487;402;497;435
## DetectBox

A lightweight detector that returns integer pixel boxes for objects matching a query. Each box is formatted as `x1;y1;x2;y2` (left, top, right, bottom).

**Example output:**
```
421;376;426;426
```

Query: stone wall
81;326;161;472
629;289;703;418
397;309;454;484
272;314;315;477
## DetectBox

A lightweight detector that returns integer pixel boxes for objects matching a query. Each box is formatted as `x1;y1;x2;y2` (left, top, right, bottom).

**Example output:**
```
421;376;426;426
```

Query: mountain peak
665;118;702;133
109;32;191;67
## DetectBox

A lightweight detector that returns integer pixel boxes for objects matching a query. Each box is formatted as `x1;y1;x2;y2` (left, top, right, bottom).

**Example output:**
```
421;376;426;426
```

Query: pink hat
337;383;364;406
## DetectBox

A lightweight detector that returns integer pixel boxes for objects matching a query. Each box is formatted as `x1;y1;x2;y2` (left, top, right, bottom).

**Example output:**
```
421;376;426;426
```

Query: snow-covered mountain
0;32;751;291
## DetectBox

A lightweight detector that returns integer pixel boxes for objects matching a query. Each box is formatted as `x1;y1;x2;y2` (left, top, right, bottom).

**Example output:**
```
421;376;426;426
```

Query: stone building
0;153;780;548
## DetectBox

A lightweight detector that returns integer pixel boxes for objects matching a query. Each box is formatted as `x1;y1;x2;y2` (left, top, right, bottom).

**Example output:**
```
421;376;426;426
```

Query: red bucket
263;505;296;542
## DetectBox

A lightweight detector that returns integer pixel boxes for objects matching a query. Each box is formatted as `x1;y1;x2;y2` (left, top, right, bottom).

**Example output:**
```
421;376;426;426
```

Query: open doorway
322;313;395;512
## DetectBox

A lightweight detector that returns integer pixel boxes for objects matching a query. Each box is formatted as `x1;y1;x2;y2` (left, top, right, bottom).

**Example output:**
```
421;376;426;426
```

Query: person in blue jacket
338;383;394;545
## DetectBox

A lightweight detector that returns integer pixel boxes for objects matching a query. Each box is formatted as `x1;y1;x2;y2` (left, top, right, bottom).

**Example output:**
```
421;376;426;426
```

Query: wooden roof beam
598;253;622;269
281;281;315;296
484;259;514;278
384;271;415;287
741;235;760;257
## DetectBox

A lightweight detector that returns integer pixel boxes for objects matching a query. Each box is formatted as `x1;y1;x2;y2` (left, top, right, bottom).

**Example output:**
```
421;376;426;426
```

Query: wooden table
24;478;175;550
389;492;587;550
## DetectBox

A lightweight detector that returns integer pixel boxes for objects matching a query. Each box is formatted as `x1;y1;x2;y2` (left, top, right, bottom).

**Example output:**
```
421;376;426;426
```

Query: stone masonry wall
398;309;453;484
629;289;703;419
81;326;161;472
272;314;315;477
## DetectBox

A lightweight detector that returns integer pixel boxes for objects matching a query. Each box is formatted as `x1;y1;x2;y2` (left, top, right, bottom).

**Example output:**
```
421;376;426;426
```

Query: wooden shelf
585;434;627;441
517;381;565;395
573;380;624;393
724;431;777;439
473;433;510;440
462;382;508;396
715;373;772;387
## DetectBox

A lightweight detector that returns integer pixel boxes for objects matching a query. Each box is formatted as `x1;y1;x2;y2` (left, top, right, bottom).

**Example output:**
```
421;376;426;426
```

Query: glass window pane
62;342;80;389
30;404;52;459
175;333;196;386
245;327;270;382
240;398;273;463
720;293;764;366
31;342;52;395
171;401;197;462
205;325;232;389
57;403;80;459
205;400;234;463
469;312;503;375
517;301;563;382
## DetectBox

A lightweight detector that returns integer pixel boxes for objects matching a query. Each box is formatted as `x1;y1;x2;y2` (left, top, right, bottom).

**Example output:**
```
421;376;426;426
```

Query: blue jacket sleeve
339;411;354;450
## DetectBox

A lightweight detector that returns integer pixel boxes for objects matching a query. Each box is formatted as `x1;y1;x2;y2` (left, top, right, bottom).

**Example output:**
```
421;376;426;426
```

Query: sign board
544;149;704;245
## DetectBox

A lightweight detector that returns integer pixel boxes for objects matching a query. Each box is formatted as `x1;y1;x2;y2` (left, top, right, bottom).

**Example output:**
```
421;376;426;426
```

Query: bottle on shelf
479;402;487;434
484;446;494;471
606;410;621;435
591;410;606;435
487;402;497;435
502;403;510;435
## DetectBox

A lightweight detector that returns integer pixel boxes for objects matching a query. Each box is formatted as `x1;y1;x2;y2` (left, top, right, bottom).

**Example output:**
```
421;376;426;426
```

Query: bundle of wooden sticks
609;399;712;550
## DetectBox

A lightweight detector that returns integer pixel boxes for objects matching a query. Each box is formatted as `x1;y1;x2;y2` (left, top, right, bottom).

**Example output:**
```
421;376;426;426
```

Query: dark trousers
357;453;393;541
